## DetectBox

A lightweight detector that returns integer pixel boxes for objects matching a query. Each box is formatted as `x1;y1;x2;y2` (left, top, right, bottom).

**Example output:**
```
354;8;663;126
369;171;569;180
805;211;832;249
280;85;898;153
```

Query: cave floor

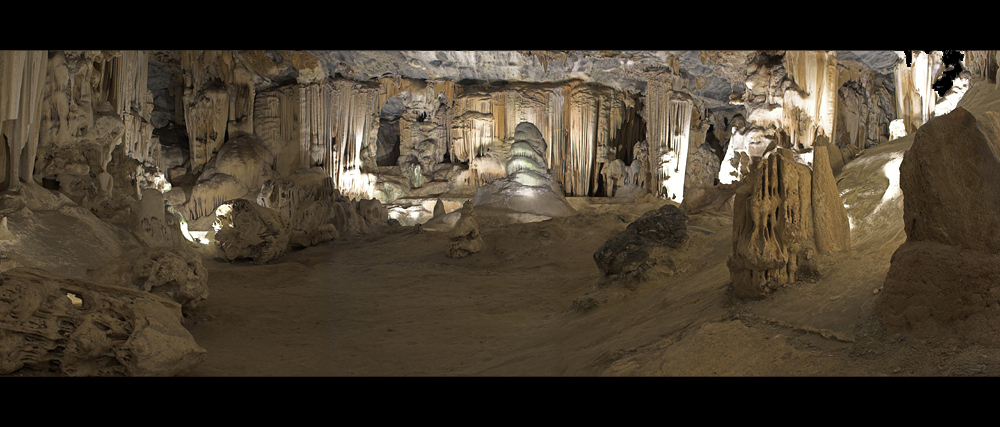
182;185;1000;377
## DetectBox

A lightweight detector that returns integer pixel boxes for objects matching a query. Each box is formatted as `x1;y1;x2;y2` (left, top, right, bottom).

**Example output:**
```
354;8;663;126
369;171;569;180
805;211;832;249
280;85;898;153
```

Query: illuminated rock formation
298;80;380;199
213;198;291;264
472;122;575;218
253;85;303;177
0;267;205;376
90;246;209;310
644;78;693;201
257;171;389;248
879;107;1000;344
894;50;941;135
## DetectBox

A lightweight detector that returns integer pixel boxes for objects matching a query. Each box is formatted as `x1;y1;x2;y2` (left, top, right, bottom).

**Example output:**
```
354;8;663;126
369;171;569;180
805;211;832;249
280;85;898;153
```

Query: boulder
594;204;688;287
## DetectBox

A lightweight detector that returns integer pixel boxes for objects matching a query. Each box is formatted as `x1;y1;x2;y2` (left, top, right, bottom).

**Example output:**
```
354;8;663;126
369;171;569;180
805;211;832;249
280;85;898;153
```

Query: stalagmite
472;122;575;218
728;149;817;298
445;201;482;258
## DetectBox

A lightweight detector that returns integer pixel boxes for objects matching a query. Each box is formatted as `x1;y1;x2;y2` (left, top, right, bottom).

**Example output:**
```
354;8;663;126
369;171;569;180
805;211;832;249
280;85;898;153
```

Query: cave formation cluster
0;49;987;375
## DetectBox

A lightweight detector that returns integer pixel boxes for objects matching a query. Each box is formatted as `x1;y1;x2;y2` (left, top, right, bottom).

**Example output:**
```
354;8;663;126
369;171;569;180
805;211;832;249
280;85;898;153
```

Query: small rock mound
593;204;689;287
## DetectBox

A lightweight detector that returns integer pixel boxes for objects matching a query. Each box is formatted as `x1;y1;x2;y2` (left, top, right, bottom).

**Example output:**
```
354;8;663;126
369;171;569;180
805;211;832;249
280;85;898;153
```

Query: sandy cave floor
179;172;1000;376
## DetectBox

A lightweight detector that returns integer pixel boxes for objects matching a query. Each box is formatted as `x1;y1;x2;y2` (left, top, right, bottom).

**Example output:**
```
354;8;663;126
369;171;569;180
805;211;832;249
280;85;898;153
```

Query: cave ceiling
224;50;902;109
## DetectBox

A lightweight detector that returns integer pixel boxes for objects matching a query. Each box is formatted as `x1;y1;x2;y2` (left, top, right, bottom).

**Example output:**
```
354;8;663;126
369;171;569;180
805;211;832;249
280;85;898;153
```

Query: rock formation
594;204;689;288
213;198;291;264
879;107;1000;343
89;246;209;311
728;143;850;299
0;267;205;376
471;122;576;218
446;201;482;258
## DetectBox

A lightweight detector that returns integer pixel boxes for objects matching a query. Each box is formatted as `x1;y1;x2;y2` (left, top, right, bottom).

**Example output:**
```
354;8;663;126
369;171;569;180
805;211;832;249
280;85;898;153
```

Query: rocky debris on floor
0;267;205;376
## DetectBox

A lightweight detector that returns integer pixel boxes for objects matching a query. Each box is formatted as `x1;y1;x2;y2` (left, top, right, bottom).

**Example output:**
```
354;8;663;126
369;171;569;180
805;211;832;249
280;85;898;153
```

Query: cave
2;49;999;378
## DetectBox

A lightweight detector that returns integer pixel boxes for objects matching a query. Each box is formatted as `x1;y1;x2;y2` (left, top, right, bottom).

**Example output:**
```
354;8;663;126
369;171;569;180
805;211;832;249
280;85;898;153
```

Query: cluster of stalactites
646;78;693;201
781;50;838;151
111;51;159;169
180;50;255;174
0;50;48;189
298;80;380;200
894;50;942;135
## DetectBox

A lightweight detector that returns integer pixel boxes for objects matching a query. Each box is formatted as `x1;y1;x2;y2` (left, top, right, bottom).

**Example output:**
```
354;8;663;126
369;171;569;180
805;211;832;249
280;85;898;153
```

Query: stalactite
299;80;379;200
781;51;838;151
0;50;48;189
645;78;695;200
565;85;599;197
894;51;941;134
254;85;301;176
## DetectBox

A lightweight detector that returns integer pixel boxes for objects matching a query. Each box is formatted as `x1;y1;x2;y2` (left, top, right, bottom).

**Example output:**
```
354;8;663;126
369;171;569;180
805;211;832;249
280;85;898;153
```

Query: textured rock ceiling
240;50;902;108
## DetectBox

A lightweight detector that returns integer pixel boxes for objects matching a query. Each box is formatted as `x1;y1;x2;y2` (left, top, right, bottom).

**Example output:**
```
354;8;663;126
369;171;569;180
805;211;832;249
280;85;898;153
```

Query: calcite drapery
298;80;380;200
645;77;694;202
836;60;895;151
0;50;47;190
894;50;941;135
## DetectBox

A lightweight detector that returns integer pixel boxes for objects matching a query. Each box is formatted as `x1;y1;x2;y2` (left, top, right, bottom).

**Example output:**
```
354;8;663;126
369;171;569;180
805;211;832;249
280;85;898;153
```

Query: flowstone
0;267;205;376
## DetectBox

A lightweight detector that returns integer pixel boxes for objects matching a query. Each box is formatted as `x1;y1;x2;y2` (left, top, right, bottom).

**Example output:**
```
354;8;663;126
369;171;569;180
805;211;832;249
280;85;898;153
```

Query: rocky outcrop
0;267;205;376
594;204;689;288
879;107;1000;343
89;246;209;311
257;171;389;249
213;198;291;264
727;143;850;299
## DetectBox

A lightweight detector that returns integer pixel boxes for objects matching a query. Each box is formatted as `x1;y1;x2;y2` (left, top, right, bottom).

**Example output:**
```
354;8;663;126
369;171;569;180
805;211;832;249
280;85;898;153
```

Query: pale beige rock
90;246;209;310
446;201;482;258
899;107;1000;252
879;107;1000;345
811;137;851;253
213;198;291;264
